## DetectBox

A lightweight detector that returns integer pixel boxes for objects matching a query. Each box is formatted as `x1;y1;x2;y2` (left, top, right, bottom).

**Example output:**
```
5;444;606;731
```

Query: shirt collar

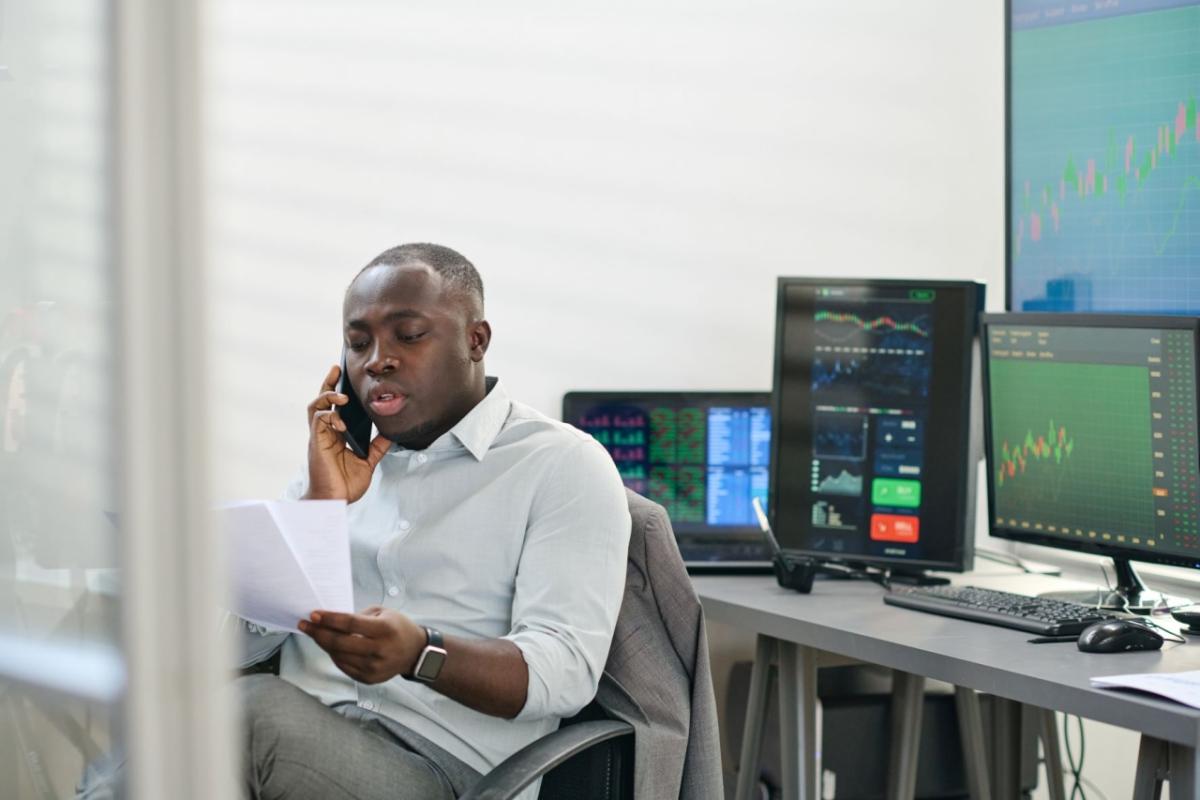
449;376;508;460
388;377;508;461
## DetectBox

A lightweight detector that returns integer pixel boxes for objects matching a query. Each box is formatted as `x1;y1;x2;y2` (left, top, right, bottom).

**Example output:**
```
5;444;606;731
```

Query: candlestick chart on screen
812;303;933;400
989;359;1154;537
1010;2;1200;313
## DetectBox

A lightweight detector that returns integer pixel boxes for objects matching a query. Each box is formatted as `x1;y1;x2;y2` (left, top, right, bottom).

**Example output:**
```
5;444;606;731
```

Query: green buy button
872;478;921;508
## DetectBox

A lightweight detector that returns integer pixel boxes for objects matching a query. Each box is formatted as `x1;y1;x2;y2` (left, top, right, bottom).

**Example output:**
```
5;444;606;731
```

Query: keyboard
883;584;1121;636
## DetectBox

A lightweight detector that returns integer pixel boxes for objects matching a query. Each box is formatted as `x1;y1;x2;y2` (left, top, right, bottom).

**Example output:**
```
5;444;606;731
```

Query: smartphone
337;349;373;459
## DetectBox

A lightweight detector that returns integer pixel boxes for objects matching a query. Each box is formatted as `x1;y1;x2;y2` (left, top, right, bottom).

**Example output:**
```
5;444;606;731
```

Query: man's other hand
299;606;423;684
304;364;392;503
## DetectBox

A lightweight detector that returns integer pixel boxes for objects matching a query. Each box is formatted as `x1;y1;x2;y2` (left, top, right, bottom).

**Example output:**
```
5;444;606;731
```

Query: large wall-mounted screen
1008;0;1200;313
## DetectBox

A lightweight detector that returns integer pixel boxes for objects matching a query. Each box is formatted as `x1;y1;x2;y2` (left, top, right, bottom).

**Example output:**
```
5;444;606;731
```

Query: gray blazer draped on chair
595;489;723;799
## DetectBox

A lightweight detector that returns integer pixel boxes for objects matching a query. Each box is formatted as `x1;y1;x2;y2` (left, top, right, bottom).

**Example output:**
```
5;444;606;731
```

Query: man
235;243;631;800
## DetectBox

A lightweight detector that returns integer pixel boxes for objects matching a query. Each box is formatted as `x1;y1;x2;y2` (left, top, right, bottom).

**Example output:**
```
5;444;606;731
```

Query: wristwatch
410;626;447;684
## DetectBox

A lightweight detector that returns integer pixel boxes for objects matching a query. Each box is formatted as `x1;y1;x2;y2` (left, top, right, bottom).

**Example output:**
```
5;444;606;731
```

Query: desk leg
886;671;925;800
735;634;776;800
989;698;1022;799
1169;742;1200;800
953;687;991;800
1133;735;1167;800
778;641;818;800
1037;709;1066;800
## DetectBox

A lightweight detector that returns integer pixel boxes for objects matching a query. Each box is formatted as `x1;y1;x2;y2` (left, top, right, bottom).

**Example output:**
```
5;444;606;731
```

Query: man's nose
364;342;398;375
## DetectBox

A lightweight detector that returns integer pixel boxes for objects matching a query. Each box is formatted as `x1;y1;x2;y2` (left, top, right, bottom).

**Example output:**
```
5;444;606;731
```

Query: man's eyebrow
345;309;427;329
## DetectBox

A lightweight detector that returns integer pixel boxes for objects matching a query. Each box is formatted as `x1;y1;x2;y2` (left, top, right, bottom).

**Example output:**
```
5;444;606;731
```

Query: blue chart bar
708;467;751;525
708;407;749;466
707;407;772;525
750;408;772;467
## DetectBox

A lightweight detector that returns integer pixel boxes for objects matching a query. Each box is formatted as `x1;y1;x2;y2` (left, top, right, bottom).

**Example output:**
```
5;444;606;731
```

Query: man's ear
468;320;491;362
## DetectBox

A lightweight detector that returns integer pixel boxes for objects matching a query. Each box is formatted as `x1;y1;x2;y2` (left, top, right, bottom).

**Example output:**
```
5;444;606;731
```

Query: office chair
244;488;721;799
465;486;720;799
241;651;633;800
458;700;634;800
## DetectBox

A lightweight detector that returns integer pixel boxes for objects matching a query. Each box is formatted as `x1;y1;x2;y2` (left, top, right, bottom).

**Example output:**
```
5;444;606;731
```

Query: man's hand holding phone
305;364;392;502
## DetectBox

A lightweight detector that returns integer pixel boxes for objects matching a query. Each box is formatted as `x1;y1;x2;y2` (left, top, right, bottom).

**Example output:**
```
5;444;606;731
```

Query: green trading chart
990;359;1154;537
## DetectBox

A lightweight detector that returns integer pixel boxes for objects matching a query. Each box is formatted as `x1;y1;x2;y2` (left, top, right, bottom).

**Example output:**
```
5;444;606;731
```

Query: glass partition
0;0;125;796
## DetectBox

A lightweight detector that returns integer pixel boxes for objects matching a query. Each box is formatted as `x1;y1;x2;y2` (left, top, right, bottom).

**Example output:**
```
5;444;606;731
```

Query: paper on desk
221;500;354;634
1091;671;1200;709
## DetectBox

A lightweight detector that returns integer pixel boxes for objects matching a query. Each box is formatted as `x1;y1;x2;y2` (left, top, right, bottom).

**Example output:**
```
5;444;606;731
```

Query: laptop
562;391;772;571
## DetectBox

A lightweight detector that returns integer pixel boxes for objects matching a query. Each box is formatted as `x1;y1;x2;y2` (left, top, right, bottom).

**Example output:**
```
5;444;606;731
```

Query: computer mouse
1077;619;1164;653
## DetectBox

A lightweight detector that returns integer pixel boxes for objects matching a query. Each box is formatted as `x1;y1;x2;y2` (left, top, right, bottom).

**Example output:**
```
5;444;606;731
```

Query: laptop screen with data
562;391;771;567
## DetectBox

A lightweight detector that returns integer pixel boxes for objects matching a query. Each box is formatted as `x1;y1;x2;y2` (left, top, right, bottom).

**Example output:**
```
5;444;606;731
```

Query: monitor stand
885;569;950;587
818;561;950;586
1038;557;1191;614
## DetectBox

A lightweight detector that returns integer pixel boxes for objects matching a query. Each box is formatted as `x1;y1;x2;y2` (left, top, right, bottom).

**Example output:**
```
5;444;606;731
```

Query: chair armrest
238;648;282;677
458;719;634;800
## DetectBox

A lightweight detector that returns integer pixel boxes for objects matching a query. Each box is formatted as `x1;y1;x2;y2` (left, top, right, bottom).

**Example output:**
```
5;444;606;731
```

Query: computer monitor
1007;0;1200;313
981;313;1200;610
561;391;772;569
771;279;985;580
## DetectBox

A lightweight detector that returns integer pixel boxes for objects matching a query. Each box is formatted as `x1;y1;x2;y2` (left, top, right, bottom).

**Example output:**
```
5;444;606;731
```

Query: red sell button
871;513;919;543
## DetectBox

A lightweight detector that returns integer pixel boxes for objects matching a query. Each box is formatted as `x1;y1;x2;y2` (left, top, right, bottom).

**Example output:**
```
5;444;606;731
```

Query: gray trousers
240;674;481;800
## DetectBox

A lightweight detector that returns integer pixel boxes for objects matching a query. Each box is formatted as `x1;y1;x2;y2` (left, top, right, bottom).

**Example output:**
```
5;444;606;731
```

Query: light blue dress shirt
235;378;631;790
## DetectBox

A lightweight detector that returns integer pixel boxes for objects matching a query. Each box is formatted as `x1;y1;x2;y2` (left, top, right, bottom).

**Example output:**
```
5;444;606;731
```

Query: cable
1133;615;1188;644
876;569;892;591
1071;774;1110;800
1062;712;1087;800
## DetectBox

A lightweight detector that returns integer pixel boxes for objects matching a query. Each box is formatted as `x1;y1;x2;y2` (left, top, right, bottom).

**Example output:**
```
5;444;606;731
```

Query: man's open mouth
368;392;407;417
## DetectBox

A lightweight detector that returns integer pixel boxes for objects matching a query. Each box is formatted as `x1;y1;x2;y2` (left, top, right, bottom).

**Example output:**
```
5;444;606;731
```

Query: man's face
342;262;488;448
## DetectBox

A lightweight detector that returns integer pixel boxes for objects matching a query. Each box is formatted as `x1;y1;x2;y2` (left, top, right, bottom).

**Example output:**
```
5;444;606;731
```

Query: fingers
321;363;340;394
299;619;378;656
300;614;392;684
308;364;344;426
365;434;392;469
331;653;380;684
309;610;388;637
307;390;348;426
312;408;346;435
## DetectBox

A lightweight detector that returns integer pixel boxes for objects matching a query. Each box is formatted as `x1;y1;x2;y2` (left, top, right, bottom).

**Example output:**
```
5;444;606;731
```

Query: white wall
206;3;1146;797
205;0;1005;500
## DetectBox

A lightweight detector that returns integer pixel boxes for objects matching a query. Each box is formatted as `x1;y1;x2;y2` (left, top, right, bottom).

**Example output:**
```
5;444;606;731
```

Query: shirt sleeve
502;435;631;721
220;612;291;669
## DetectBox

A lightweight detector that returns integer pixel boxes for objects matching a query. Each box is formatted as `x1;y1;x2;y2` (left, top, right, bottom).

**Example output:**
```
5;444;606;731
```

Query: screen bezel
980;312;1200;569
770;277;984;573
1004;0;1014;311
561;389;773;568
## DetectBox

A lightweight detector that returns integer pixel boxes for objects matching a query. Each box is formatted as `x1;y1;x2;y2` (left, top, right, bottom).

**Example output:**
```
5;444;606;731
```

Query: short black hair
357;243;484;314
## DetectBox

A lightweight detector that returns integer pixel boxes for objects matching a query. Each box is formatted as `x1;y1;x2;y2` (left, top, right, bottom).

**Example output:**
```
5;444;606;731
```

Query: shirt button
398;519;411;531
359;700;374;711
387;585;400;597
415;453;427;465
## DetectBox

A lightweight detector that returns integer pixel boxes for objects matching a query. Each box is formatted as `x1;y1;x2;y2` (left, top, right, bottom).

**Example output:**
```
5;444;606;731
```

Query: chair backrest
542;489;721;799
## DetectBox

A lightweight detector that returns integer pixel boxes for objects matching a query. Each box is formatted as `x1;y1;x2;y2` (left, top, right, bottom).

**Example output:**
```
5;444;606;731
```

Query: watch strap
423;626;443;650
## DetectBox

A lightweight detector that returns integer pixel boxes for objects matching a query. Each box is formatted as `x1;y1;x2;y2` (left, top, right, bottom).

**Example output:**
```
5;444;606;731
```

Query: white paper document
221;500;354;633
1090;670;1200;709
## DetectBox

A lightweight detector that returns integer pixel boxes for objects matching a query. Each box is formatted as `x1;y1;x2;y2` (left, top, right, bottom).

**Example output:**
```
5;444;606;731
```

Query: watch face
416;648;446;681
